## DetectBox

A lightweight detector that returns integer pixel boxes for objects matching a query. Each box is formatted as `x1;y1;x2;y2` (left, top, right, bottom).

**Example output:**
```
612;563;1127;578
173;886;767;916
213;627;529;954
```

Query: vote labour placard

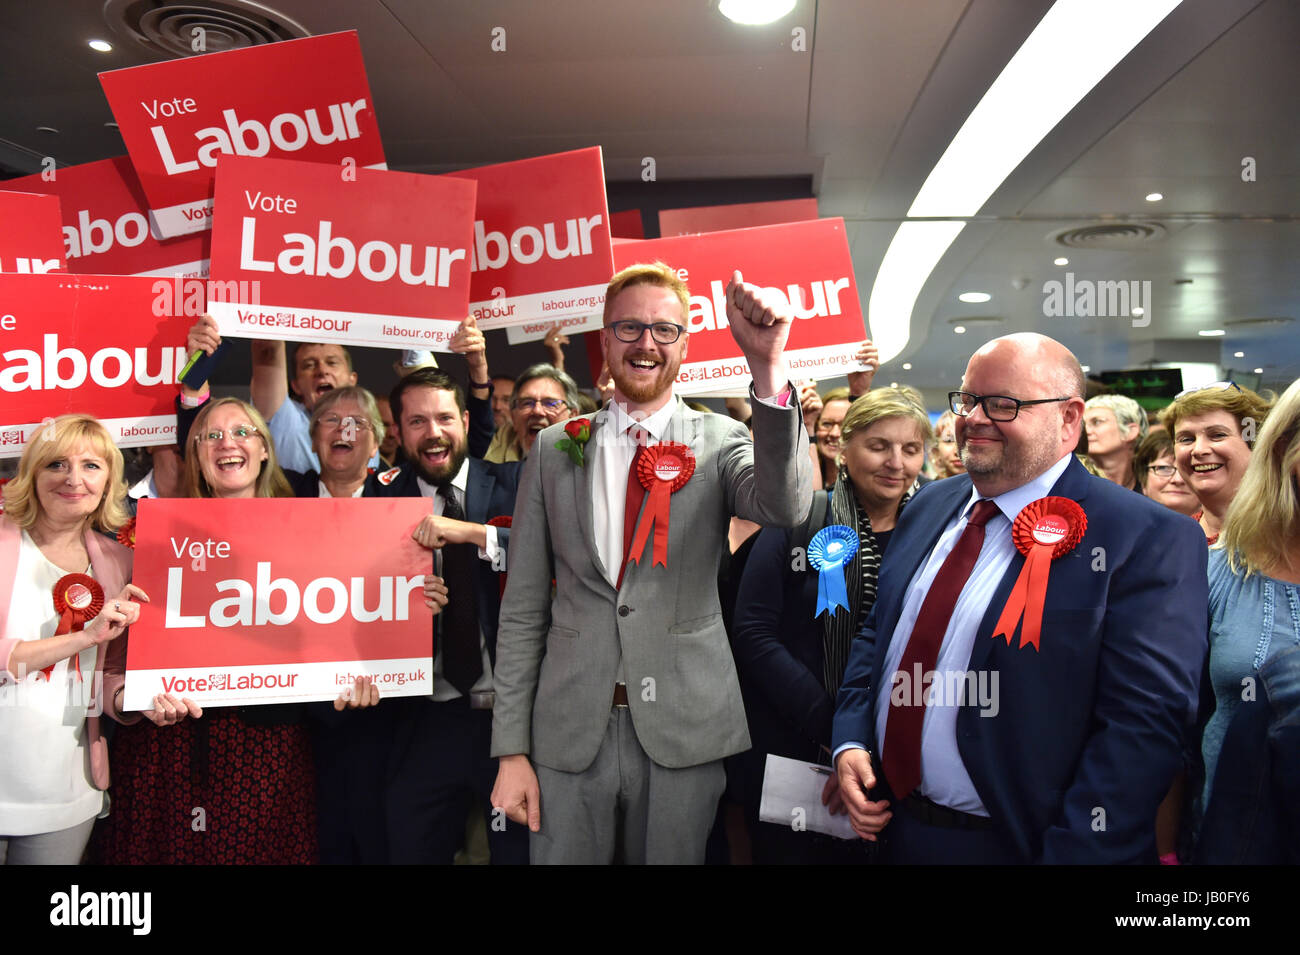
0;190;66;274
612;219;867;396
0;273;189;456
657;198;819;237
99;30;386;239
442;147;613;330
124;497;435;710
2;157;209;278
207;155;476;350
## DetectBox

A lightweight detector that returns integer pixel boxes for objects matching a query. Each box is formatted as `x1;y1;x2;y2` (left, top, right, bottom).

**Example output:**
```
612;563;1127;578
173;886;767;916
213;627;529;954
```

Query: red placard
0;273;189;455
0;191;66;274
124;497;434;708
658;198;819;236
609;208;645;240
207;155;476;350
99;31;385;238
2;157;208;277
613;219;865;395
443;147;613;329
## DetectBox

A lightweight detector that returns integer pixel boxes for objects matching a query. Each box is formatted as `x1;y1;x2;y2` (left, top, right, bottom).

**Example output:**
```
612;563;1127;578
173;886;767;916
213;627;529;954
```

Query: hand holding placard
724;269;793;399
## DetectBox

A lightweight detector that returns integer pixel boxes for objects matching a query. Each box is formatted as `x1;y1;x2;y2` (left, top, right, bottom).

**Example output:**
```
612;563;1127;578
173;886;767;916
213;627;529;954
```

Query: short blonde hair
602;262;690;327
1159;383;1272;446
184;397;292;498
1220;377;1300;577
841;389;933;448
820;386;850;405
310;386;386;450
2;415;129;532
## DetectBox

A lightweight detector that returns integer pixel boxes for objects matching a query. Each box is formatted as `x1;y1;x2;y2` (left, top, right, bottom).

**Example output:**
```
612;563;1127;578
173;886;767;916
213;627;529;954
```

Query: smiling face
601;284;688;409
195;403;268;498
292;344;357;411
395;385;469;486
491;377;515;430
376;397;399;462
1173;409;1252;509
815;399;851;465
1143;450;1200;516
1084;406;1137;457
34;442;109;530
841;416;926;512
510;376;572;456
313;396;379;482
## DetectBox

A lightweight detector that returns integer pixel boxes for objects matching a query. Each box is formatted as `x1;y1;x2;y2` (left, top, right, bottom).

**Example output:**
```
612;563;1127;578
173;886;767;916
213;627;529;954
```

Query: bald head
956;333;1086;496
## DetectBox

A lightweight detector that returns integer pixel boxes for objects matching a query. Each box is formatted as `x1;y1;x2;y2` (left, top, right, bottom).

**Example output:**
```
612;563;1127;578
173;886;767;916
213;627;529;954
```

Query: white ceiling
1;0;1295;400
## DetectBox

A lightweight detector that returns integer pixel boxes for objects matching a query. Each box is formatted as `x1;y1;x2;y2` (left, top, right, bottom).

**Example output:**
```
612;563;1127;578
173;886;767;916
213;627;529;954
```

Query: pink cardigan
0;516;140;786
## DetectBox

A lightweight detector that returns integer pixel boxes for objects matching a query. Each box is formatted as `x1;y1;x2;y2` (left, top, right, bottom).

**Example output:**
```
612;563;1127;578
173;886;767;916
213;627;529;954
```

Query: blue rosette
808;524;859;618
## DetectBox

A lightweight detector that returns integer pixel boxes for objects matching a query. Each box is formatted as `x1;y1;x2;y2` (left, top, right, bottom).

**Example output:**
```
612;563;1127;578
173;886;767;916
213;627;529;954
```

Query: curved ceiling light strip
868;0;1183;364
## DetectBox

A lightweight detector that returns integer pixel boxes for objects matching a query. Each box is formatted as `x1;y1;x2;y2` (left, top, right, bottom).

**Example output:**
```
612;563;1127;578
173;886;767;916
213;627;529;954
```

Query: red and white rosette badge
627;442;696;569
42;573;105;681
991;497;1086;651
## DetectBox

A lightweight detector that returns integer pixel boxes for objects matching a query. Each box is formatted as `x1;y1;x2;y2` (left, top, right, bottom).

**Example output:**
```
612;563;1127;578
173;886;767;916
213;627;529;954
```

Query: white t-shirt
0;531;103;835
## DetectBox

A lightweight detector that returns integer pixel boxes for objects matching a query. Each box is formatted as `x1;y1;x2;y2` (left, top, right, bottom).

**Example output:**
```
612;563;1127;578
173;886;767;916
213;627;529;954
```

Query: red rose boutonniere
555;417;592;467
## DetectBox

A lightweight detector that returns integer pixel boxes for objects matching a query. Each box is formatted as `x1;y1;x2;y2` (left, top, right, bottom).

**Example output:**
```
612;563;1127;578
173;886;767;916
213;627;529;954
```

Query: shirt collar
963;452;1074;525
603;397;678;442
128;470;158;500
417;455;469;499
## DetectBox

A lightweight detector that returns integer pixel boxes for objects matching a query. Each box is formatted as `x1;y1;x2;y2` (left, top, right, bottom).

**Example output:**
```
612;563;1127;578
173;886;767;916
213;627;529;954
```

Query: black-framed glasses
319;413;373;432
511;397;568;413
1175;380;1240;401
608;320;685;345
949;391;1073;422
196;426;261;444
1147;464;1177;478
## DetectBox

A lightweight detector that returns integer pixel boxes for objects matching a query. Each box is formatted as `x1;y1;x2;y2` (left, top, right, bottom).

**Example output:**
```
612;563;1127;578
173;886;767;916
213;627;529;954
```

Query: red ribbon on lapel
41;573;104;681
991;497;1086;651
116;517;136;549
627;442;695;569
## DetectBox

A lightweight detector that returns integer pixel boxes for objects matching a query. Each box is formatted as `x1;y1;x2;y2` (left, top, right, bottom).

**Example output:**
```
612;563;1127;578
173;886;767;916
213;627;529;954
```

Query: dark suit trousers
881;807;1020;864
385;697;529;865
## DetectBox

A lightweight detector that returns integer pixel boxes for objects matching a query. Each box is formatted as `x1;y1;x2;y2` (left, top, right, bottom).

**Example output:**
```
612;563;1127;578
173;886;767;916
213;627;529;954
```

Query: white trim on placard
505;311;604;344
134;259;210;279
123;658;432;710
0;414;176;458
673;343;868;397
208;299;463;350
470;282;607;330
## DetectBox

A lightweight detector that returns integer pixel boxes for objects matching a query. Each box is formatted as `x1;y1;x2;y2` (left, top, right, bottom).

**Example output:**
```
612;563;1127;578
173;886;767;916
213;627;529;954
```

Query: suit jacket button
618;605;631;617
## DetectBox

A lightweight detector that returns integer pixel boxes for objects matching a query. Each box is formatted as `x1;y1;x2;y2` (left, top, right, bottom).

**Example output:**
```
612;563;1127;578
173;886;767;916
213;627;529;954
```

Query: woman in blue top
1197;376;1300;863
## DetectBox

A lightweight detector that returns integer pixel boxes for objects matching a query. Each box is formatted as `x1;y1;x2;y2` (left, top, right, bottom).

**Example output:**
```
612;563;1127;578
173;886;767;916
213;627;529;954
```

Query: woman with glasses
94;397;318;864
928;409;964;479
1158;382;1273;545
1133;431;1199;517
811;387;852;489
731;390;931;863
1195;377;1300;863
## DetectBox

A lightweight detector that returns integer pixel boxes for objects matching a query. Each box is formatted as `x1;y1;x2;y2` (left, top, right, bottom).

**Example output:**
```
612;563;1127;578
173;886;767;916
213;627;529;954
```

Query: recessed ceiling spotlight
1198;329;1225;337
1145;192;1163;202
902;363;912;370
958;291;991;304
105;122;118;129
953;325;967;335
718;0;796;25
89;39;113;53
1254;368;1263;375
1053;257;1068;266
1080;365;1091;373
36;126;59;135
1233;351;1245;358
1131;306;1145;317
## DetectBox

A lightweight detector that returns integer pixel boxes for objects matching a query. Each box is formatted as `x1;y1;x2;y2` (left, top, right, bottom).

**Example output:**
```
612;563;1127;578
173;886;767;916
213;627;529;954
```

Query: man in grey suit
490;262;814;863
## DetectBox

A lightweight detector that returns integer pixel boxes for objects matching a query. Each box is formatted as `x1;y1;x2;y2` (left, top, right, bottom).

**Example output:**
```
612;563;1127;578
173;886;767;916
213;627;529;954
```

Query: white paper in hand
758;753;858;840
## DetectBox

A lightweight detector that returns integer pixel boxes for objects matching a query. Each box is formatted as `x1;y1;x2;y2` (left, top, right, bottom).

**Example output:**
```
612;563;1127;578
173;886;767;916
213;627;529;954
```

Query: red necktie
617;427;649;589
881;498;999;799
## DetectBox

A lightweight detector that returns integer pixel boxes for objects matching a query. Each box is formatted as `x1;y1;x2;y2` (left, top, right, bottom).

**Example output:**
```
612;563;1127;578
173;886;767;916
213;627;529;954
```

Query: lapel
465;457;494;524
575;408;609;582
966;456;1095;673
871;476;974;689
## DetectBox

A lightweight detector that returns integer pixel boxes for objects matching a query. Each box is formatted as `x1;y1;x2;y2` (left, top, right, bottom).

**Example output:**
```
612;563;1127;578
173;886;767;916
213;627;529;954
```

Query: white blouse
0;530;103;835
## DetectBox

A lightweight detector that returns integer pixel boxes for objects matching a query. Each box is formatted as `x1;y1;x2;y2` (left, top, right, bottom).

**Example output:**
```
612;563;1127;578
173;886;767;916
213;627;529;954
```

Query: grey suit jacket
491;391;813;772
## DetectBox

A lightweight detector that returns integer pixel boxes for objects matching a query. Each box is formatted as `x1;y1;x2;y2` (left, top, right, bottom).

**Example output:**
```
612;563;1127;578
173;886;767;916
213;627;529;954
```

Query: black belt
899;793;994;831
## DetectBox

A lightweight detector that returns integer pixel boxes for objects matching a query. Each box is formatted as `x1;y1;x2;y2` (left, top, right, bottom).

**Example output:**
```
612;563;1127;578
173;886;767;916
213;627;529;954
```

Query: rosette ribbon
42;573;105;681
991;497;1086;651
116;517;136;549
627;442;695;569
808;525;858;618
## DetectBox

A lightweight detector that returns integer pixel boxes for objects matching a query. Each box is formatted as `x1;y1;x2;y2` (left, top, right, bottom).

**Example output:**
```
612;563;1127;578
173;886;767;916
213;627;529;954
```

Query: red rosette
116;516;137;549
628;442;696;568
992;497;1086;651
43;574;105;682
486;515;513;529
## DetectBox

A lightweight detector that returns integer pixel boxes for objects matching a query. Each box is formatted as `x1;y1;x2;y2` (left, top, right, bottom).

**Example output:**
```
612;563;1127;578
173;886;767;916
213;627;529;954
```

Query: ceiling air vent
1049;222;1168;250
103;0;310;58
1223;317;1294;329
